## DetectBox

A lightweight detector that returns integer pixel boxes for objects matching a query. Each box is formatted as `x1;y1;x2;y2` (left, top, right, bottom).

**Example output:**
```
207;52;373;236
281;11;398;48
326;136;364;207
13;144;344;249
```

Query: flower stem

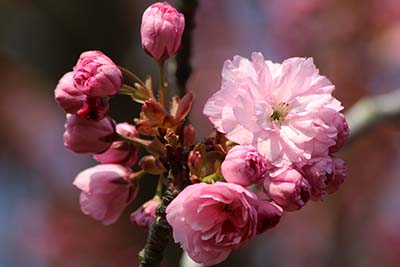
155;176;163;197
118;66;146;88
117;133;151;148
157;60;166;108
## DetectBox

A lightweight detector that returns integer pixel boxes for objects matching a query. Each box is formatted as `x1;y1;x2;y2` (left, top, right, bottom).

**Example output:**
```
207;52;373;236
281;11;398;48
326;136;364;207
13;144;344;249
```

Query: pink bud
64;114;115;154
327;157;347;194
54;72;86;113
77;96;110;121
302;156;347;200
264;167;311;211
93;123;139;166
141;2;185;61
330;113;350;153
251;199;283;234
130;196;161;229
73;51;122;97
73;164;139;225
116;122;138;138
221;145;268;186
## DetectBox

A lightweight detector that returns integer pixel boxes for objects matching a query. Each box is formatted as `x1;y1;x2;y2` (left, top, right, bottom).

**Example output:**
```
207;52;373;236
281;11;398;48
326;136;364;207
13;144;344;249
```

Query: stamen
270;102;291;123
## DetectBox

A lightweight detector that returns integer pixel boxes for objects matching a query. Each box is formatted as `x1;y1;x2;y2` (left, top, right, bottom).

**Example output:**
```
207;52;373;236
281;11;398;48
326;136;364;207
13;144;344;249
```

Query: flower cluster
203;53;349;210
54;1;348;266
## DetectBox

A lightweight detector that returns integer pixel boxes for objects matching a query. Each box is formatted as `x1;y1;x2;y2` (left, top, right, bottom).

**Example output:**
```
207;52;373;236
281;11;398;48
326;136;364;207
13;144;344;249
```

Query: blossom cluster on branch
54;2;349;266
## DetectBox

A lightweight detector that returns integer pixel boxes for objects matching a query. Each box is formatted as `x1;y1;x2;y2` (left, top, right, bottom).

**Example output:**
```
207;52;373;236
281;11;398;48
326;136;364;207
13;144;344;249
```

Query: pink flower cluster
55;51;144;225
202;52;349;210
166;53;348;265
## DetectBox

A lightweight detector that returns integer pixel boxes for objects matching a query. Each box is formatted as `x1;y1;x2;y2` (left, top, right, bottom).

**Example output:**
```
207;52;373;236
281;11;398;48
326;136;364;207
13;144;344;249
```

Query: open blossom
264;167;311;211
221;145;268;186
166;182;258;266
302;155;347;200
141;2;185;61
73;51;122;97
204;53;344;167
64;114;115;154
93;123;139;167
54;72;86;114
130;196;161;229
73;164;139;225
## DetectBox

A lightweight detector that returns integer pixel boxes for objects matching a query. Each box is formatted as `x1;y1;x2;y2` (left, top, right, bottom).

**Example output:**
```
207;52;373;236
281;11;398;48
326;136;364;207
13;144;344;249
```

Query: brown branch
139;172;179;267
345;89;400;143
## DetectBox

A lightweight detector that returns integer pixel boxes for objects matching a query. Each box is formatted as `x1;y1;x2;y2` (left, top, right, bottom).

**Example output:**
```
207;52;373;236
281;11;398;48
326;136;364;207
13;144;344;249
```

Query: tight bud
141;2;185;61
73;51;122;97
64;114;115;154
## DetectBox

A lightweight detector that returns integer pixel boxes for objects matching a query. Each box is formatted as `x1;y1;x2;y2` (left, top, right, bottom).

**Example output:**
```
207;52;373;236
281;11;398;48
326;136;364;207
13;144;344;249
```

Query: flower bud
93;123;139;167
76;96;110;121
64;114;115;154
330;113;350;153
264;167;311;211
302;156;347;200
130;196;161;229
221;145;268;186
139;155;166;175
141;2;185;61
251;199;283;234
54;72;86;114
73;164;139;225
73;51;122;97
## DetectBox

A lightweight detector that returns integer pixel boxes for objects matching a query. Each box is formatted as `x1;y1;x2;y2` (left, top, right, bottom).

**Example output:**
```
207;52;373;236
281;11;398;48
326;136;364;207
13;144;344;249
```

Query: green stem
155;176;164;197
118;65;146;88
117;133;151;148
157;60;166;107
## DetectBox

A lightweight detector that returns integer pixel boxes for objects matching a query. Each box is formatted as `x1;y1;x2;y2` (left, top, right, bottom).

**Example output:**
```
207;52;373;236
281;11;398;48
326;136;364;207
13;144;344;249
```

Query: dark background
0;0;399;266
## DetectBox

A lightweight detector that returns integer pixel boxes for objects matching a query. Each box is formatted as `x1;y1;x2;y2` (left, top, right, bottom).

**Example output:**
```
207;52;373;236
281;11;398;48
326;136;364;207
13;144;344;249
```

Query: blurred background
0;0;399;266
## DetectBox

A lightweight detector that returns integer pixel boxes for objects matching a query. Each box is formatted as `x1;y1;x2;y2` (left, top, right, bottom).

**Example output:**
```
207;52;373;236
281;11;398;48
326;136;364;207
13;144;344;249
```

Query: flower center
270;102;291;123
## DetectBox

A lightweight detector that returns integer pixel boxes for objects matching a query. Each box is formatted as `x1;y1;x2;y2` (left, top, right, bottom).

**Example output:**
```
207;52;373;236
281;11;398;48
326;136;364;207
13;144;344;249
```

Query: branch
139;173;179;267
345;89;400;143
175;0;199;96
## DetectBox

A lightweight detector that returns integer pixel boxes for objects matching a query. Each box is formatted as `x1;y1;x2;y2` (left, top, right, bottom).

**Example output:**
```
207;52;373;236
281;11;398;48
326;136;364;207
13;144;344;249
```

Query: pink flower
302;156;347;200
54;72;86;114
141;2;185;61
264;167;311;211
166;182;258;266
73;164;139;225
73;51;122;97
64;114;115;154
130;196;161;229
93;123;139;167
203;53;344;167
221;145;268;186
252;199;283;234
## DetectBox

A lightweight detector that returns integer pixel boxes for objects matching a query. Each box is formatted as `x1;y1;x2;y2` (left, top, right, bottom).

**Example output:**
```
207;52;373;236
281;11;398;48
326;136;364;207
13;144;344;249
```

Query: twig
175;0;199;97
345;89;400;143
139;172;179;267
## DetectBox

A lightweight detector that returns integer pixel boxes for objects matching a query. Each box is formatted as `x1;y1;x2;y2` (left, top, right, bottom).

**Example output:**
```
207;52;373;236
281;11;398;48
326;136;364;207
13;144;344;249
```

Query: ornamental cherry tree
54;2;349;267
